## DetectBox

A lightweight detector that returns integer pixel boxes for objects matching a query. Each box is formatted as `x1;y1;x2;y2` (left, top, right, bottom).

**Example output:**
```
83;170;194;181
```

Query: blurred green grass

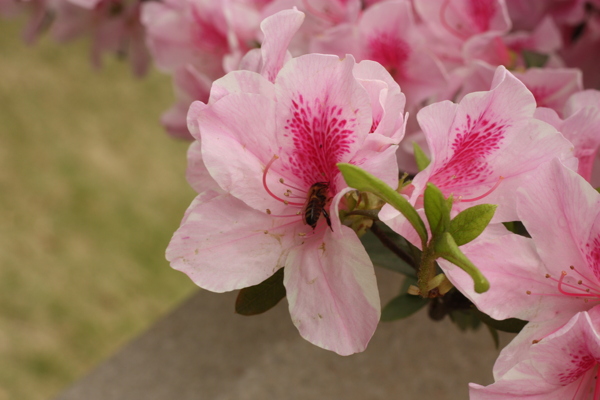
0;19;197;400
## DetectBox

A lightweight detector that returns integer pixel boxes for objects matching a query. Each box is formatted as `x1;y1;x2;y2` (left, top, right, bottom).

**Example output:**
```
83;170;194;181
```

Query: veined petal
471;307;600;400
167;192;300;292
185;141;224;195
518;159;600;282
441;231;588;322
259;8;305;82
284;226;380;355
199;92;297;214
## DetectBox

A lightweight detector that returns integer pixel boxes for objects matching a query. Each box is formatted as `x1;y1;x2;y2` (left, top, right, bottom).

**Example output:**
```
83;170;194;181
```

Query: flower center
262;155;332;232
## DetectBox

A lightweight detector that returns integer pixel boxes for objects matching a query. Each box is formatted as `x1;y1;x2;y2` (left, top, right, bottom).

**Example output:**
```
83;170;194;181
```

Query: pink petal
185;141;224;195
199;91;293;214
284;226;380;355
518;159;600;283
441;230;587;322
166;192;300;292
259;8;305;82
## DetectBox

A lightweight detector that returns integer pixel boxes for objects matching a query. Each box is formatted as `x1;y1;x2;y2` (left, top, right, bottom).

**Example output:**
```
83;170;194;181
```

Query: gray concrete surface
55;270;512;399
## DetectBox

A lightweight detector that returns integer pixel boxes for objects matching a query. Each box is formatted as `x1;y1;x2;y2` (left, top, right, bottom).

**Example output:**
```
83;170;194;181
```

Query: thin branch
370;222;417;270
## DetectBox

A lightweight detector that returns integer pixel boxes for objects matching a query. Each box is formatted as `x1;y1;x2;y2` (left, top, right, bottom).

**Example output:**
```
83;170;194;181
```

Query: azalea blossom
50;0;150;76
470;305;600;399
440;159;600;323
310;0;448;109
167;52;405;355
380;65;576;245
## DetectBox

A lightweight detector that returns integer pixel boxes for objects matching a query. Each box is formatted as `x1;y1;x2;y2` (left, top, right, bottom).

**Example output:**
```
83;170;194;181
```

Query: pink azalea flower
50;0;150;76
463;16;565;70
380;66;576;243
441;159;600;323
167;54;405;355
470;305;600;399
310;0;448;109
412;0;512;69
160;65;213;140
535;90;600;182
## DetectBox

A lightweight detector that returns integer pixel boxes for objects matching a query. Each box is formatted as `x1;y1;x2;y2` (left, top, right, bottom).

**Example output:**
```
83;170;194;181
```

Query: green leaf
502;221;530;237
434;232;490;293
413;141;430;171
448;204;497;246
424;183;450;237
381;293;429;321
337;163;428;247
473;309;527;334
235;268;286;316
360;230;416;277
522;50;549;68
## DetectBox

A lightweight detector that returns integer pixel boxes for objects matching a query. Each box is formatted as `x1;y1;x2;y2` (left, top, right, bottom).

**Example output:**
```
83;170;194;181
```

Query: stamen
262;155;304;206
568;265;600;294
279;179;306;193
457;176;504;203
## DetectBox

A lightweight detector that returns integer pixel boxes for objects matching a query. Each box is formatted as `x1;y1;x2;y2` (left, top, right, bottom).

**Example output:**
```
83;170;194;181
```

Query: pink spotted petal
166;192;300;293
470;307;600;400
413;66;576;221
274;54;372;191
284;226;380;355
358;0;447;106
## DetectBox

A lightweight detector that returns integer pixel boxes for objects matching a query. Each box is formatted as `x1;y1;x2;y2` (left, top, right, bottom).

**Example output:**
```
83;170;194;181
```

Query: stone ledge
55;270;512;400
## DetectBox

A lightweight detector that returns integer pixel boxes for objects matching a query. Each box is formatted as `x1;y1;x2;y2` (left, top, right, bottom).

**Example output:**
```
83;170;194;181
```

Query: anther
526;290;531;295
266;209;272;215
545;274;551;278
264;230;269;234
279;178;284;183
532;339;540;344
298;233;306;236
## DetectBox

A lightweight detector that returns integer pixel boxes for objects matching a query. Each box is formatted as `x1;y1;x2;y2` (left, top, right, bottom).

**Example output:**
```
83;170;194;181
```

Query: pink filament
556;272;600;299
262;155;305;207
